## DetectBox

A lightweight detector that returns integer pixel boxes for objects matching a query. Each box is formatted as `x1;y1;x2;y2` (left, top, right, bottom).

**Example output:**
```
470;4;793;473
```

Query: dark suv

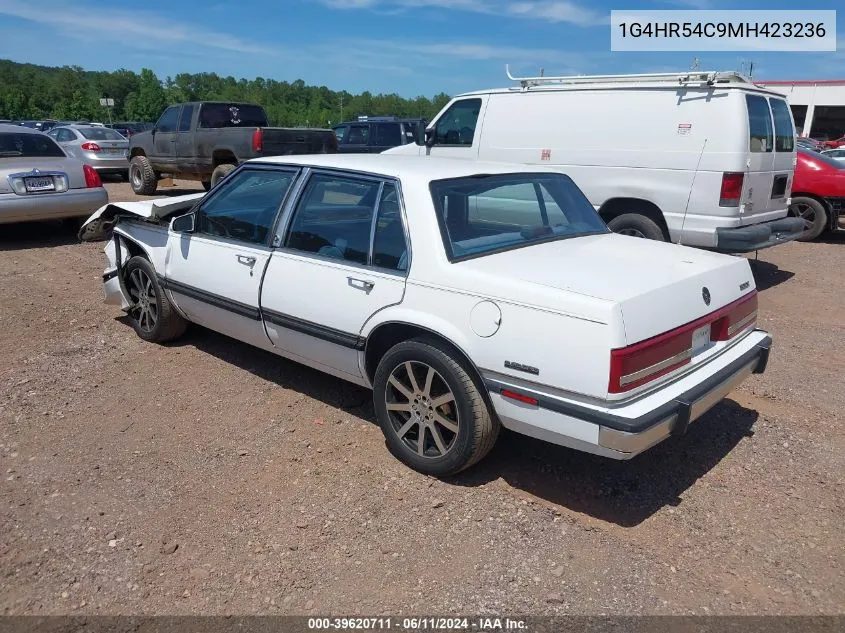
332;117;425;153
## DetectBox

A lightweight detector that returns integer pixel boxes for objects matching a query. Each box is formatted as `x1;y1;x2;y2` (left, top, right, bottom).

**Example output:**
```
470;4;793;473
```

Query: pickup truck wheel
373;339;499;476
789;197;827;241
607;213;666;241
129;156;158;195
123;256;187;343
210;163;236;188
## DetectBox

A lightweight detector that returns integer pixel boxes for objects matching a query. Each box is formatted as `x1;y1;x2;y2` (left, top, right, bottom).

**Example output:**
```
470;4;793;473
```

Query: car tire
201;180;212;192
606;213;666;241
129;156;158;195
122;256;187;343
373;338;500;477
210;164;236;188
789;197;828;242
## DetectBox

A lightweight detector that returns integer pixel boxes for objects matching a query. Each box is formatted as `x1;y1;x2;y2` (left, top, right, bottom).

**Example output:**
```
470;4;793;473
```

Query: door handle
348;277;375;292
236;255;256;267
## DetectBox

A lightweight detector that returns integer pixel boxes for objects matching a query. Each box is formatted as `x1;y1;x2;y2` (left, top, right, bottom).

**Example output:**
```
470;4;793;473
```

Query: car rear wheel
210;163;236;188
373;338;499;477
606;213;666;241
129;156;158;195
123;256;187;343
789;197;828;242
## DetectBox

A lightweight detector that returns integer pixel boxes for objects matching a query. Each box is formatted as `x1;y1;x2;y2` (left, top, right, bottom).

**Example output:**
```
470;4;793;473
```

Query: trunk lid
457;233;755;345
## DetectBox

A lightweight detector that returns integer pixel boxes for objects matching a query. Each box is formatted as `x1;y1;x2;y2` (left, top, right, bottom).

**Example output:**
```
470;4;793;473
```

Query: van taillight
609;291;758;394
719;172;744;206
252;128;263;153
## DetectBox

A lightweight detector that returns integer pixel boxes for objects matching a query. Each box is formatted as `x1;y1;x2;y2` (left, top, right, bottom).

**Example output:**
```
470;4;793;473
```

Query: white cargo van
385;70;805;252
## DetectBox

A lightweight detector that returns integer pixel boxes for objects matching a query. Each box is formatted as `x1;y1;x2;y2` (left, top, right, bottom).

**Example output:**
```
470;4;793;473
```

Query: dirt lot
1;179;843;616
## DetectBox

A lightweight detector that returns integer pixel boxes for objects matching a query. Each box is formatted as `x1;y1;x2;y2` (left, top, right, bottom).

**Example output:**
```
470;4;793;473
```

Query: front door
165;165;299;350
261;172;409;381
152;105;180;169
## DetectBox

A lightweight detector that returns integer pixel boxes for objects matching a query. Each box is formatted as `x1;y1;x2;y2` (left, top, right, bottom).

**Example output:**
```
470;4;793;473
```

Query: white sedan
80;155;771;476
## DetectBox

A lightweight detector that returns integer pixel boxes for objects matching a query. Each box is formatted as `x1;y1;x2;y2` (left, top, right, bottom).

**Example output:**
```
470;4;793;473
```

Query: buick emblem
702;287;711;306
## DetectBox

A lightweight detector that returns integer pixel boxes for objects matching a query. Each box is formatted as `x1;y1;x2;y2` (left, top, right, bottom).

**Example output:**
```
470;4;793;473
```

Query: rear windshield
746;94;773;153
199;104;268;128
769;99;795;152
0;133;65;158
78;127;125;141
430;173;608;261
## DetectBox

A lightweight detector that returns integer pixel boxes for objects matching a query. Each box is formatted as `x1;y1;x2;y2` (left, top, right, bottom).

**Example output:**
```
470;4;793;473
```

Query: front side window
434;98;481;146
769;98;795;152
746;94;773;153
430;173;607;261
0;133;65;157
285;174;382;265
178;105;195;132
156;106;180;133
196;168;296;244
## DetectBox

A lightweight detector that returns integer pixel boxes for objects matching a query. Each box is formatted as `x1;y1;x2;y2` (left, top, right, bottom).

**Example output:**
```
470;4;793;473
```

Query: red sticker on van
541;149;552;160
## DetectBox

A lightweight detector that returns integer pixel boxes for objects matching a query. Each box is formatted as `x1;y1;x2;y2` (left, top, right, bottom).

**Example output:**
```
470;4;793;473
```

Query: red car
823;136;845;150
789;149;845;240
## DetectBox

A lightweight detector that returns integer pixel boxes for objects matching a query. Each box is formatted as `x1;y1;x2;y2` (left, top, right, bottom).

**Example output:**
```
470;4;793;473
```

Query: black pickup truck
128;102;337;195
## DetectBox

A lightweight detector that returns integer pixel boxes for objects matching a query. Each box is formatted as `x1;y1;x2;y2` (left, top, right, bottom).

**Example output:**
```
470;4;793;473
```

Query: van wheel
123;256;187;343
210;164;236;188
129;156;158;195
607;213;666;241
373;338;499;477
789;197;827;241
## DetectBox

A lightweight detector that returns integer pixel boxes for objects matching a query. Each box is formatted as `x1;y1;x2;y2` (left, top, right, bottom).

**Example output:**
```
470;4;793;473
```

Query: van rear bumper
715;217;805;253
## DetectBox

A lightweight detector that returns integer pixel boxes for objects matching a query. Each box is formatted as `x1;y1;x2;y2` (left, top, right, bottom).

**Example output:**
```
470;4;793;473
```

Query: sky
0;0;842;97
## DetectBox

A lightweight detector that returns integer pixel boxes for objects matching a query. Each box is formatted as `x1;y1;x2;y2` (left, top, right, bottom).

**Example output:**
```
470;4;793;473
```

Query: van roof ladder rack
504;65;753;90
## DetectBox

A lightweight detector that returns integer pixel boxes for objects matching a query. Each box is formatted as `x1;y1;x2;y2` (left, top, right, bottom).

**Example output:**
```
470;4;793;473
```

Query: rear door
768;97;796;212
743;93;793;224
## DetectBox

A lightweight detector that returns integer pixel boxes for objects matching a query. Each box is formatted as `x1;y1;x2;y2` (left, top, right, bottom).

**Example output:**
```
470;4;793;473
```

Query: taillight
609;291;758;394
252;128;263;153
83;164;102;188
719;172;744;206
80;142;101;152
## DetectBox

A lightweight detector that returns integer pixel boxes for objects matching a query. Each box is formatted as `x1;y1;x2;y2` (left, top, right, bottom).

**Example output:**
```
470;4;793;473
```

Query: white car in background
821;148;845;163
80;155;771;476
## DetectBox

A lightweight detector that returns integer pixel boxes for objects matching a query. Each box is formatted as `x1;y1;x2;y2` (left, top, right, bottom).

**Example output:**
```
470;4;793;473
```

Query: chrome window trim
619;349;693;387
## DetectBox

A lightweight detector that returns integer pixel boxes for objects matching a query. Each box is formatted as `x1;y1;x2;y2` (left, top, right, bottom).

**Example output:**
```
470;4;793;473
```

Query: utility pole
339;93;344;122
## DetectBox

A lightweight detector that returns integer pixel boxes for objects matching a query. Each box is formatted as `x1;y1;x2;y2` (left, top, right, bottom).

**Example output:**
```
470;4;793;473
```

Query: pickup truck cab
128;102;337;195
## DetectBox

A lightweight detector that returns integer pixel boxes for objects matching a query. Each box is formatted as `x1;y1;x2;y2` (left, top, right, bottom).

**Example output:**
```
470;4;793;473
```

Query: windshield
78;127;125;140
430;173;608;261
0;133;65;158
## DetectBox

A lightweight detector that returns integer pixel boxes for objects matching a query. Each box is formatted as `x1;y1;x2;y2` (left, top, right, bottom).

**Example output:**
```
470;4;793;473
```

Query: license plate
24;176;55;192
692;324;711;355
106;147;122;154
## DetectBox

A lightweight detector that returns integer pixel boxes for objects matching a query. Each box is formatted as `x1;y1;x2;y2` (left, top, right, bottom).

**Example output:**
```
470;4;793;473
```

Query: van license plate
692;324;711;356
24;177;54;192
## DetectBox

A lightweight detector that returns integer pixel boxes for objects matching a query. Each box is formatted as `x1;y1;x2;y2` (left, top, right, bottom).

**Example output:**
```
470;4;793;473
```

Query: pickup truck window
285;174;383;265
178;105;194;132
435;98;481;146
197;167;296;245
198;104;268;128
346;125;370;145
156;106;180;133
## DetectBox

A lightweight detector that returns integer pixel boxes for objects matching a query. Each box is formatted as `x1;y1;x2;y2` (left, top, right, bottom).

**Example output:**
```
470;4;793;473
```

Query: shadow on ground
134;320;759;529
0;220;81;251
748;257;794;291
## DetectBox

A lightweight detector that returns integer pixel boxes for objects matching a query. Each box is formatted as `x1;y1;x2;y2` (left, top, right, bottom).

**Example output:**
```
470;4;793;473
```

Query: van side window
769;99;795;152
746;95;773;153
435;98;482;146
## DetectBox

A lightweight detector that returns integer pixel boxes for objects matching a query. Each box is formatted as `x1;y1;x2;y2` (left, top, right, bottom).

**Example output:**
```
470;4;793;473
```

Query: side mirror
170;212;195;233
424;128;436;148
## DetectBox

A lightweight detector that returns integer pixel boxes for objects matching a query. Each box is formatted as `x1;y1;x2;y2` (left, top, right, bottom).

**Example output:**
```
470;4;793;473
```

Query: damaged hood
78;193;205;241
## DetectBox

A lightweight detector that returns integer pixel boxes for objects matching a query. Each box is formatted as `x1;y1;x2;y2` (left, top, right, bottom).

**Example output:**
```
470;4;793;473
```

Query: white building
754;80;845;140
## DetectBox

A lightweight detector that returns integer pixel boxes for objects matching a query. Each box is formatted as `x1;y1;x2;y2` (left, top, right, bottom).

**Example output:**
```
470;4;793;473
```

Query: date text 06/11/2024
307;617;529;630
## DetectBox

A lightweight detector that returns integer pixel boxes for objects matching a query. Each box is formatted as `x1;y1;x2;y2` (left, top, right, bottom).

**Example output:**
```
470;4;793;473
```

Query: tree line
0;59;452;127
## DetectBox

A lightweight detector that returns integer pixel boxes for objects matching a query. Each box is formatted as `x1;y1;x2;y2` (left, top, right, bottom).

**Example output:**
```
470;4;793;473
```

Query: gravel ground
0;180;843;616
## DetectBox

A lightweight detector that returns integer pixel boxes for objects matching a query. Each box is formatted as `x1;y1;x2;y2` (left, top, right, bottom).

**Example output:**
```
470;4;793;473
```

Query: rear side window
0;133;65;157
374;123;402;147
746;95;773;153
769;99;795;152
198;104;268;128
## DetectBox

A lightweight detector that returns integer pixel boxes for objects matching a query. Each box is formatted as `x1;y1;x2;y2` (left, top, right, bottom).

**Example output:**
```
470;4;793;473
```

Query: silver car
47;125;129;178
0;124;108;224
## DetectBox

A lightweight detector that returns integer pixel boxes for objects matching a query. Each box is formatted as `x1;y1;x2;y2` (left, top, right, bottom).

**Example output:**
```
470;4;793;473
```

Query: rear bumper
715;217;805;252
486;330;771;460
0;187;109;224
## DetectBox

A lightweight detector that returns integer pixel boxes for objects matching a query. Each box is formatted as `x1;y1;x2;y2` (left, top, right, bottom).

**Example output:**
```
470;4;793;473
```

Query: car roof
0;123;44;135
249;154;559;181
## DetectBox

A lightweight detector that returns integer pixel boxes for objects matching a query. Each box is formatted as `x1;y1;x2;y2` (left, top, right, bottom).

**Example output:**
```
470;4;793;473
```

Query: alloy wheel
127;268;158;333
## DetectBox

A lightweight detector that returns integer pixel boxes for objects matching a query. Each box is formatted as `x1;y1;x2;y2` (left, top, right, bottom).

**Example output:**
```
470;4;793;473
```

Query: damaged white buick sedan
80;154;771;476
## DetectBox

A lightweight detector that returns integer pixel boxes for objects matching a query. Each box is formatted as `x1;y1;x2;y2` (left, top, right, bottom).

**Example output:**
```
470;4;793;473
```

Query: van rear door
742;94;793;224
